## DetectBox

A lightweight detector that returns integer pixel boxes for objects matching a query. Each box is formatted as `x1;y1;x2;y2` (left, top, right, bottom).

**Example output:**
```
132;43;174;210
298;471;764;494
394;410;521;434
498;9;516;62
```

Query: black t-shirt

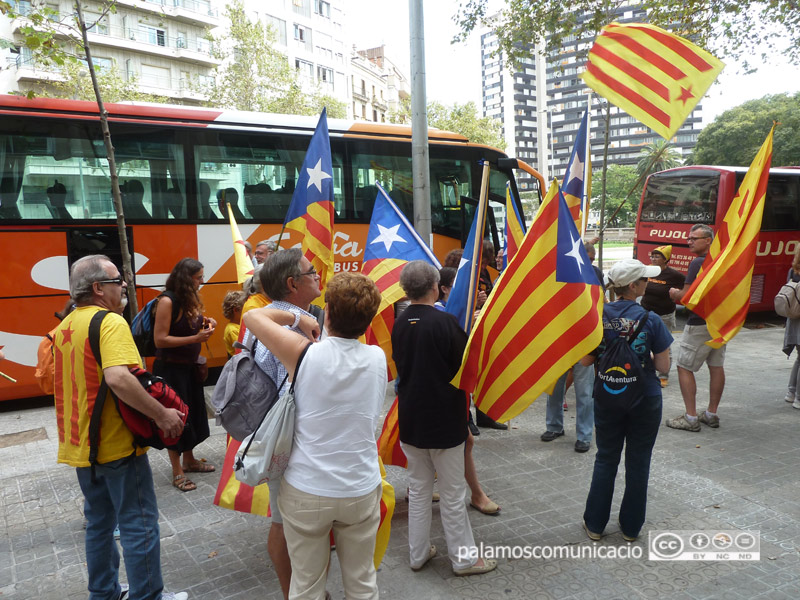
685;254;707;325
392;304;468;449
642;266;686;315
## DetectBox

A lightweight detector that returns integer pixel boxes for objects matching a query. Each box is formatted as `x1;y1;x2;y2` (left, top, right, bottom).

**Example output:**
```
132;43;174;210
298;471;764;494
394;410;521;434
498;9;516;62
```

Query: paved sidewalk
2;325;800;599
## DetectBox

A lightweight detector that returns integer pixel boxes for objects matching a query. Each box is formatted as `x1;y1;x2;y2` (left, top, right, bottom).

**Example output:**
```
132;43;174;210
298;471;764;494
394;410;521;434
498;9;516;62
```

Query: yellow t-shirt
224;322;241;357
54;306;146;467
242;293;269;315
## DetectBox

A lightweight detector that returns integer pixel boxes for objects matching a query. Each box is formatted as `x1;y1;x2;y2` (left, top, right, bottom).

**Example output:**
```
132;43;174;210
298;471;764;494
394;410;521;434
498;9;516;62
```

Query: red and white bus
635;165;800;312
0;96;540;401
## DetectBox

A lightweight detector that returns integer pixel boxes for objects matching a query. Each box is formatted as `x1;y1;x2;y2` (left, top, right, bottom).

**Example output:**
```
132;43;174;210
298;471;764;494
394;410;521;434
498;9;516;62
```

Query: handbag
233;343;312;486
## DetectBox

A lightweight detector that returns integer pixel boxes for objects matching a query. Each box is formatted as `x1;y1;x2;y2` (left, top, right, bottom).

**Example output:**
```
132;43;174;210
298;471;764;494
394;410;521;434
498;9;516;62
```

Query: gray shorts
676;324;726;372
268;478;282;524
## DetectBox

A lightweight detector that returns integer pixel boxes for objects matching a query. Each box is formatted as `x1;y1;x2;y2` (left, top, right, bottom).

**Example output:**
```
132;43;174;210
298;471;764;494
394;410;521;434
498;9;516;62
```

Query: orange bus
635;165;800;312
0;96;538;401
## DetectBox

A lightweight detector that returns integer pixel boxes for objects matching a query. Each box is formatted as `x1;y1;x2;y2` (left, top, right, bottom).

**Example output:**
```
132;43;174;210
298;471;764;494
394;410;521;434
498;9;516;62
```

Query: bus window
0;125;185;221
640;171;719;224
759;175;800;231
194;133;344;221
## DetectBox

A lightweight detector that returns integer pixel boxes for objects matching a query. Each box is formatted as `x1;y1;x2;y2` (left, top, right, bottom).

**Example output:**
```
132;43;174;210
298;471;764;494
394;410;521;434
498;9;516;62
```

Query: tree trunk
75;0;138;314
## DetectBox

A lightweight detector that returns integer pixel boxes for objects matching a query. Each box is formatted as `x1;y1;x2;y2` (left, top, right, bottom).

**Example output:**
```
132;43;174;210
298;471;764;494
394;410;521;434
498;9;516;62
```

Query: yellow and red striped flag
581;22;724;140
681;125;775;348
452;180;603;422
374;458;395;568
361;184;441;380
502;182;526;269
377;396;407;468
281;108;335;296
227;202;254;285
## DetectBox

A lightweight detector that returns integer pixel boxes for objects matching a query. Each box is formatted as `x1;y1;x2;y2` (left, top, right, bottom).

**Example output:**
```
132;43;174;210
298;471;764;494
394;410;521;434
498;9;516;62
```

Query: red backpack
86;311;189;472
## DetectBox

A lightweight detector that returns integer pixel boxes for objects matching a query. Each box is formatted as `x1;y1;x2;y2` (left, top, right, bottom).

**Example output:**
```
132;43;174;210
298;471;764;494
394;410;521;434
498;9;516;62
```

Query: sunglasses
97;275;124;286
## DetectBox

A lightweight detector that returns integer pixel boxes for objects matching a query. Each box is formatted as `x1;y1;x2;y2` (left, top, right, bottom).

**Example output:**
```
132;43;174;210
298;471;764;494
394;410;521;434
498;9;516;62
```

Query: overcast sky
344;0;799;125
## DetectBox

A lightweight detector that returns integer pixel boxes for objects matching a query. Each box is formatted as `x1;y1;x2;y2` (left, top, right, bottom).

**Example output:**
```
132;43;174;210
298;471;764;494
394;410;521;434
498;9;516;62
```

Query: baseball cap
606;259;661;288
652;245;672;260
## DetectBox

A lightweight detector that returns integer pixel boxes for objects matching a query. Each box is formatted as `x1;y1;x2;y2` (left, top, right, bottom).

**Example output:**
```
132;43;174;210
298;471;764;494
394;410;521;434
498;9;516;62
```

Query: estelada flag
581;22;724;140
502;183;526;269
227;202;254;285
561;110;591;236
681;125;775;348
452;180;603;422
361;184;440;380
281;108;335;296
377;396;407;468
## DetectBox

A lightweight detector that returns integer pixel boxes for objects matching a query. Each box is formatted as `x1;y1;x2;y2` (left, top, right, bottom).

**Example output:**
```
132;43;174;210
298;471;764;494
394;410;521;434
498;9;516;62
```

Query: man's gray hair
690;223;714;239
70;255;111;304
400;260;440;301
261;247;303;301
256;240;277;252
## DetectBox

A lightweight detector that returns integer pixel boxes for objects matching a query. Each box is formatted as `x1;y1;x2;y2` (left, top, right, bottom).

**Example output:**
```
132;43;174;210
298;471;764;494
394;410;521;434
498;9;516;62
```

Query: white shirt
285;337;386;498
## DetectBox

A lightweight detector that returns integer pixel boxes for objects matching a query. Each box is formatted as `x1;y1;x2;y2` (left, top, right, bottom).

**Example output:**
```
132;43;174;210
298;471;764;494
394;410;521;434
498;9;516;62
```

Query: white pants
401;442;477;570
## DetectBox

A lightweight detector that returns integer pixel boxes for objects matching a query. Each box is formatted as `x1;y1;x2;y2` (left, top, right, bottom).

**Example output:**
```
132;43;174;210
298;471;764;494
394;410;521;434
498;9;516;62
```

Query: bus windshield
639;170;719;224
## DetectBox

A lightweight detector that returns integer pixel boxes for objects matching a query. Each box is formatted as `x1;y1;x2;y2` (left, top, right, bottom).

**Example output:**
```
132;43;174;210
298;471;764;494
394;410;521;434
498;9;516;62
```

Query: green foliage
454;0;800;71
690;93;800;166
206;0;345;117
593;164;639;227
636;139;682;177
427;101;506;150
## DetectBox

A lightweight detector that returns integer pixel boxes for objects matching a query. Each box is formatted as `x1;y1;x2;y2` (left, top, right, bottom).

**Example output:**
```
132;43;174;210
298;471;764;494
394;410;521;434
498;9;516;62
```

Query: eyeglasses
687;236;710;241
97;275;124;286
297;268;318;278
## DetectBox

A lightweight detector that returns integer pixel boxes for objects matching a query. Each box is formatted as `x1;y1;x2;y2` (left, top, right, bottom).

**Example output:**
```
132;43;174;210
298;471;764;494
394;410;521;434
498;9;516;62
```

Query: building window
86;13;109;35
266;16;287;45
317;66;333;83
295;58;313;81
294;24;306;42
315;0;330;18
372;109;377;121
293;0;310;18
140;24;167;47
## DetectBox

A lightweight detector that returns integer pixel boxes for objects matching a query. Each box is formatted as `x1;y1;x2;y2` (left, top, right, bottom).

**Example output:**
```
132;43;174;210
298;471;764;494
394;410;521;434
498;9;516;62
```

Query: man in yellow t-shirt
54;255;187;600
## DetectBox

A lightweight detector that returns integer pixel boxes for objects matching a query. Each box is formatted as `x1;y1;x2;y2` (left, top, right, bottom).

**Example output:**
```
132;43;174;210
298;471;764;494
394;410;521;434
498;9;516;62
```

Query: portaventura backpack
774;280;800;319
594;305;650;410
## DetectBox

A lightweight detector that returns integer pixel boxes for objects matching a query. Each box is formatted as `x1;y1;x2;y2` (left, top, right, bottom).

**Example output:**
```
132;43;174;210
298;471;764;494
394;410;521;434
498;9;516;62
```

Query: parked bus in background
635;165;800;312
0;96;541;402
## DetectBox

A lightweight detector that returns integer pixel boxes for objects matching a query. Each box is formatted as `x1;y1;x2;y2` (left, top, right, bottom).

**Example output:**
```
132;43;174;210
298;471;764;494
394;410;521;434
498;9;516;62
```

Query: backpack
131;291;176;357
34;328;58;395
593;305;650;410
211;334;287;441
87;310;189;474
774;280;800;319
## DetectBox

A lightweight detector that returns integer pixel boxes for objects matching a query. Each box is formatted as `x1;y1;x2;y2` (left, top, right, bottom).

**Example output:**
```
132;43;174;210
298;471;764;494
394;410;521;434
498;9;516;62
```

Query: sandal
172;474;196;492
183;458;215;473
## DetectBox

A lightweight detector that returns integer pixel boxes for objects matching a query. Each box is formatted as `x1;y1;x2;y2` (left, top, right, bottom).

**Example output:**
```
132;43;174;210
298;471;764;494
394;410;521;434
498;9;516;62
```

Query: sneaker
793;399;800;410
162;593;188;600
659;377;668;388
785;392;795;403
582;520;602;541
453;557;498;576
540;430;565;442
697;410;720;428
574;440;591;453
113;525;120;540
665;414;701;432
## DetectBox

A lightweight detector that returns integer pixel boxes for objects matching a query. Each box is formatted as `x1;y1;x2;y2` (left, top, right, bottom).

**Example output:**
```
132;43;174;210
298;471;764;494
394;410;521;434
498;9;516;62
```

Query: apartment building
0;0;221;103
480;5;703;193
350;46;409;123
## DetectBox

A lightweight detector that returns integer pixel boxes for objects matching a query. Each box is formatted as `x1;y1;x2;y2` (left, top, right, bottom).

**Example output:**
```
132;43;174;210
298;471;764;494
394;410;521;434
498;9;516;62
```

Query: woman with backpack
154;258;217;492
581;259;673;542
782;244;800;409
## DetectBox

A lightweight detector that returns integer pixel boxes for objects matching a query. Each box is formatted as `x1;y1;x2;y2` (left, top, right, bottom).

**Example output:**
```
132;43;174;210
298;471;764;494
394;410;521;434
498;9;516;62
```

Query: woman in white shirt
243;272;385;600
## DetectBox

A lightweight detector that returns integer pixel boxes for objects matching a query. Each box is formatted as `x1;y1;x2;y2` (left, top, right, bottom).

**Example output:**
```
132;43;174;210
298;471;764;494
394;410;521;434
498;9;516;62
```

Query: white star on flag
565;231;585;270
306;158;332;192
567;155;584;186
371;223;407;252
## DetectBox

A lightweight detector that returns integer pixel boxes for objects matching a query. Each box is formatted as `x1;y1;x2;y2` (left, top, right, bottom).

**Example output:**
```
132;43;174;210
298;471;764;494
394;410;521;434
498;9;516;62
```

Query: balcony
84;25;220;67
116;0;221;28
9;54;65;83
371;95;388;111
352;87;368;102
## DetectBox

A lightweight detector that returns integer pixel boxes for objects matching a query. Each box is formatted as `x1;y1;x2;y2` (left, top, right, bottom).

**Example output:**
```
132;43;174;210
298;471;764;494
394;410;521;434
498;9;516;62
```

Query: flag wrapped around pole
681;125;776;348
561;110;591;236
373;457;395;568
502;182;526;269
281;108;335;296
446;161;491;332
452;180;603;422
580;22;724;140
227;202;255;285
361;185;441;379
377;396;407;468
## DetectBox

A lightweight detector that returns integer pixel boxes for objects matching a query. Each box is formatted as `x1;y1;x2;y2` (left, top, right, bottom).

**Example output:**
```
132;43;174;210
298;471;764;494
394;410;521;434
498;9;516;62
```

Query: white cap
605;259;661;288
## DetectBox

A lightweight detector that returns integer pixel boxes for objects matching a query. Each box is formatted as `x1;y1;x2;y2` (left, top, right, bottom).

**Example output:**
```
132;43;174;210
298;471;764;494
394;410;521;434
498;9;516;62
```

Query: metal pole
409;0;432;244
